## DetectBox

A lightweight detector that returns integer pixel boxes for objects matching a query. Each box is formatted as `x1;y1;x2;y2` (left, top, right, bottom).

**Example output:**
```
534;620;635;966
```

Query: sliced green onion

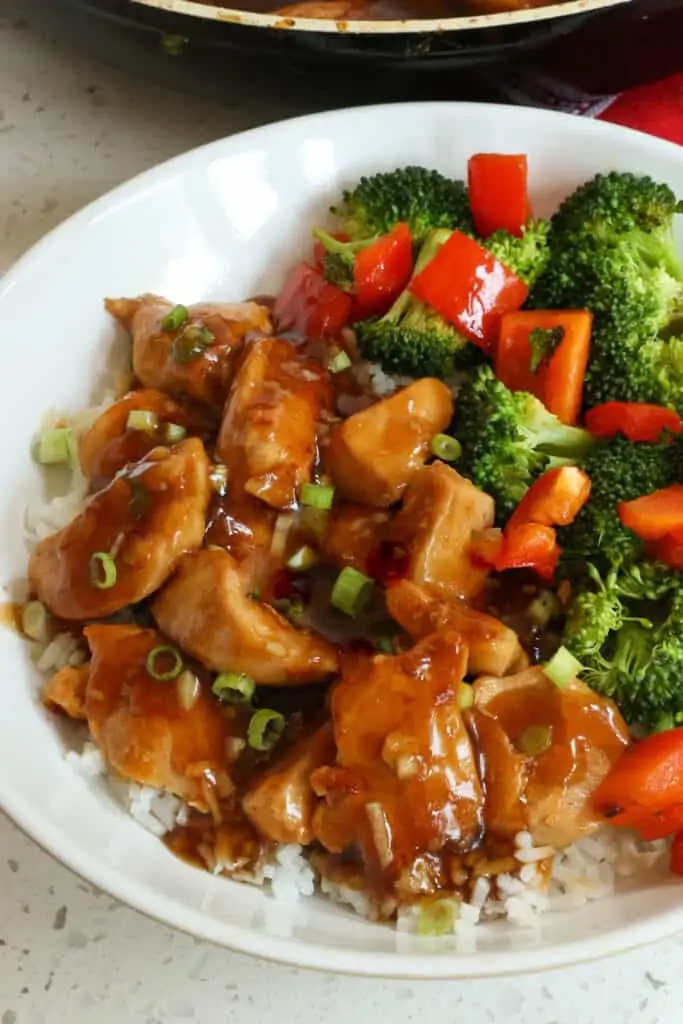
171;323;215;364
176;670;200;711
299;505;329;543
21;601;50;643
528;590;562;628
89;552;117;589
146;645;183;681
417;899;459;937
429;433;462;463
331;567;374;618
212;672;255;704
516;724;552;757
35;428;73;465
544;645;583;689
164;422;187;444
328;350;352;374
209;464;228;496
287;545;318;571
300;483;335;510
458;682;474;710
270;513;293;559
161;304;189;331
126;410;159;433
376;637;396;655
161;33;189;56
247;708;286;751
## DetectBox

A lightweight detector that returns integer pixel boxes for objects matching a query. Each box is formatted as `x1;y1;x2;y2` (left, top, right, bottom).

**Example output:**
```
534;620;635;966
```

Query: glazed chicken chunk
242;722;335;845
469;667;630;848
322;504;390;575
386;579;523;678
312;632;484;899
216;337;333;510
84;624;235;811
41;664;89;720
106;294;272;410
29;438;210;620
152;548;339;686
323;379;453;507
388;462;494;602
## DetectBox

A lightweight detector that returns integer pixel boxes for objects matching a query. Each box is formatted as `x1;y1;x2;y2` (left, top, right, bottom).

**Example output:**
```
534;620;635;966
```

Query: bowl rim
3;101;683;977
131;0;628;38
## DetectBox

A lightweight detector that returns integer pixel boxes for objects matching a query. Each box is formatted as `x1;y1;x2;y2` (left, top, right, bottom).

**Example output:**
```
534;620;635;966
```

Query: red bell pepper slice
495;310;592;426
352;222;413;321
671;831;683;875
629;804;683;842
618;484;683;542
409;231;528;353
585;402;683;443
273;263;352;340
468;153;531;238
494;522;560;582
593;728;683;826
656;529;683;571
507;467;591;532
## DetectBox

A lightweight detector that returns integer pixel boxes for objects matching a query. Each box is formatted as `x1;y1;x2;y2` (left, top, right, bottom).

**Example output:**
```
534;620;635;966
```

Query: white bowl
1;102;682;978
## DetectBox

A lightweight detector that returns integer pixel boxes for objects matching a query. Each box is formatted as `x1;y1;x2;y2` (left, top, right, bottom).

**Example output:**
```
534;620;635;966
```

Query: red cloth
598;75;683;146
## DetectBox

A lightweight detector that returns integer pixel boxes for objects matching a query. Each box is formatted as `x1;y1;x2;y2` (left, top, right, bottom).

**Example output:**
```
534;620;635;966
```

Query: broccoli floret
354;229;481;378
562;564;625;661
559;435;676;565
483;219;551;288
333;166;473;247
453;365;594;523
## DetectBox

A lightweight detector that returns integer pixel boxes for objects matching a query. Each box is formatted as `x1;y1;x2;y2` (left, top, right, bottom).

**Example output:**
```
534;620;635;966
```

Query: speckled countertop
1;3;683;1021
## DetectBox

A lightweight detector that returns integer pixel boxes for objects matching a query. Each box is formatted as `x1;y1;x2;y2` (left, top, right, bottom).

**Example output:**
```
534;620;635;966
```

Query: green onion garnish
287;545;318;571
212;672;255;704
163;422;187;444
146;645;183;681
126;410;159;433
458;682;474;710
89;552;117;589
376;637;396;655
171;323;214;364
247;708;286;751
35;428;74;465
544;645;583;689
516;724;552;757
21;601;50;643
528;590;562;628
300;483;335;511
328;350;352;374
330;566;374;618
429;433;462;463
209;464;228;496
417;899;458;937
161;304;189;331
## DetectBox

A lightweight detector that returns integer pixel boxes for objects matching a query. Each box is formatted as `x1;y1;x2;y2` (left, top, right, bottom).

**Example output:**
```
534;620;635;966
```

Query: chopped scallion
300;483;335;511
516;724;552;757
458;682;474;710
161;304;189;331
327;350;352;374
21;601;50;643
247;708;286;751
146;645;183;681
287;545;318;571
89;551;117;590
163;422;187;444
429;433;462;463
544;646;583;689
417;899;459;937
35;428;73;465
209;464;228;496
171;323;214;364
126;410;159;433
331;566;374;618
213;672;255;704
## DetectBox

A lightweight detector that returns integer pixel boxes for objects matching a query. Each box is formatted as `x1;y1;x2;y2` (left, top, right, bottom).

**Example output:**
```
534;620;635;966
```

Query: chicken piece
84;624;235;810
29;438;210;621
41;664;89;720
152;549;338;686
79;388;215;487
106;294;272;410
242;722;335;845
388;462;494;601
216;337;333;510
386;579;523;678
322;504;390;575
312;632;484;897
204;492;277;564
323;379;453;507
469;667;630;847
